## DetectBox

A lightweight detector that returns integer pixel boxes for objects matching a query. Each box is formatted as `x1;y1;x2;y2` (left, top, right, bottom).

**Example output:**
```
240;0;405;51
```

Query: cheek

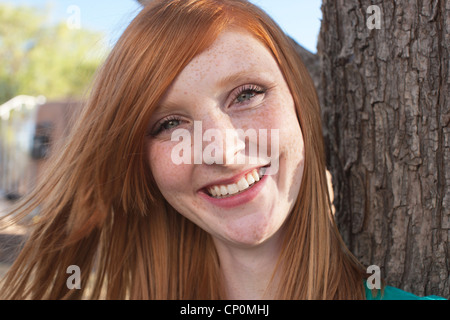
282;111;305;177
283;117;304;158
147;142;188;197
264;95;304;157
268;97;305;191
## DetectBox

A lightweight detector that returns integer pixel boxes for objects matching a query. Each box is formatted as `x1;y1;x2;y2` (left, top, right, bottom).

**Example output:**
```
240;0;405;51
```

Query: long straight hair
0;0;367;299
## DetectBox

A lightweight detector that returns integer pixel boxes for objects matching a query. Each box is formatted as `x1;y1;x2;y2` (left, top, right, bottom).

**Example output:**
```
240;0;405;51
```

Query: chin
220;215;281;248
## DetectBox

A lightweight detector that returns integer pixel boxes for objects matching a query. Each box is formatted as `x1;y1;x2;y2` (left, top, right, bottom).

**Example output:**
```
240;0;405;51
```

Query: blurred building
0;96;80;202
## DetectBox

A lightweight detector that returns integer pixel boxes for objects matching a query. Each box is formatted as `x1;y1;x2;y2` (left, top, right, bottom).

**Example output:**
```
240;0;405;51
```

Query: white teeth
219;185;228;196
207;167;267;198
227;184;239;195
252;170;260;182
237;177;249;190
246;174;255;185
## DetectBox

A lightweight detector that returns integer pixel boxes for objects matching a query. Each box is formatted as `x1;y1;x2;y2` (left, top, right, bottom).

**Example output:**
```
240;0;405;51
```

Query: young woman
2;0;435;300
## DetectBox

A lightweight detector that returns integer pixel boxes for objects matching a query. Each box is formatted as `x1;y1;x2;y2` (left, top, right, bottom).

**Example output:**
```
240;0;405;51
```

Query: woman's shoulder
365;284;447;300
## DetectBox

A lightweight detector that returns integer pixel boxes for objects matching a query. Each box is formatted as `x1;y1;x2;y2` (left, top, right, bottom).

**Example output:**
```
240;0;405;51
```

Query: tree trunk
319;0;449;298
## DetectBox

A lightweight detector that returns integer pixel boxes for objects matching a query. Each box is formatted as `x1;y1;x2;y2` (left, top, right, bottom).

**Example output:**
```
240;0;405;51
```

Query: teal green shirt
365;284;447;300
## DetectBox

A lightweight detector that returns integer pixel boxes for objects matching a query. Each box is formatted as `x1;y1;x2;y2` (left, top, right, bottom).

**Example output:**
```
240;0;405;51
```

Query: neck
213;233;283;300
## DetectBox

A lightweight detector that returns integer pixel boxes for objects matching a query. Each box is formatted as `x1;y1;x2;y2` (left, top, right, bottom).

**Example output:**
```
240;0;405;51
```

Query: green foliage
0;3;107;104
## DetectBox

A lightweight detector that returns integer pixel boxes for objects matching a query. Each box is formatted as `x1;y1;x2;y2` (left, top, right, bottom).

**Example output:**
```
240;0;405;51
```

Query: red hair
0;0;366;299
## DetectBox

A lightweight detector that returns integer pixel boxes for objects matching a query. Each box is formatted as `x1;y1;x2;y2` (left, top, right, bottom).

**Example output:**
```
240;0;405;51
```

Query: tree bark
319;0;449;298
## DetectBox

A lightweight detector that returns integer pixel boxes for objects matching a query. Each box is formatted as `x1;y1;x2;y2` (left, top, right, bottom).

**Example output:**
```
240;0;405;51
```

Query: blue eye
152;116;183;135
161;119;181;130
236;91;257;103
233;85;266;104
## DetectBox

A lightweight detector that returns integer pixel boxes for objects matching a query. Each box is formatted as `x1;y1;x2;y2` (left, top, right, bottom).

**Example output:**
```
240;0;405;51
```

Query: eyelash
151;84;267;136
151;115;183;136
231;84;266;105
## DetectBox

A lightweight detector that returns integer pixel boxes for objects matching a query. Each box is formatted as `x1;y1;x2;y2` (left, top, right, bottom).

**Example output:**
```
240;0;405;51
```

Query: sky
0;0;322;53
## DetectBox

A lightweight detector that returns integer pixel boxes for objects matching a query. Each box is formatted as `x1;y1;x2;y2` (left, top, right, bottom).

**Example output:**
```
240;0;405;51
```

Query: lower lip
198;173;269;209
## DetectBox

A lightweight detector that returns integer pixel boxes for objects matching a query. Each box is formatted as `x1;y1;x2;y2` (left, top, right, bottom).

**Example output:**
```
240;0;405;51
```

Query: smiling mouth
205;165;269;199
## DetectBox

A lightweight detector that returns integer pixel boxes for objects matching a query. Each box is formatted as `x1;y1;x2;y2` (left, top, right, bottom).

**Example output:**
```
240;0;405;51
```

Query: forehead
164;30;281;96
187;29;275;72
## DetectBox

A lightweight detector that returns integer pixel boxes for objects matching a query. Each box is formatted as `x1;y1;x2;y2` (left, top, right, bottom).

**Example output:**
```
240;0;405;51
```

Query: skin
146;29;305;299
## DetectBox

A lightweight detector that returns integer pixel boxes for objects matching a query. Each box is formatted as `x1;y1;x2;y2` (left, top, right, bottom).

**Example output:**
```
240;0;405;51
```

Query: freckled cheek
258;98;302;153
148;143;190;194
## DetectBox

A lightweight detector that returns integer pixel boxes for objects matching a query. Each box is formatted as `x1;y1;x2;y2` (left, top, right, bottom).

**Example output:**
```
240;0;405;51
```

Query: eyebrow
215;69;271;89
152;100;180;116
156;69;274;113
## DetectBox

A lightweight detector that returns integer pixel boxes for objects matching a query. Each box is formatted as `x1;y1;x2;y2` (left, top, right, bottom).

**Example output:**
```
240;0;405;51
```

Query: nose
199;111;246;166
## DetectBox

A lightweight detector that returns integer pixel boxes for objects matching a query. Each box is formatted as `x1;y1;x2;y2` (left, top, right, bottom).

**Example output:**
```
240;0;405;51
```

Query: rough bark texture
319;0;449;298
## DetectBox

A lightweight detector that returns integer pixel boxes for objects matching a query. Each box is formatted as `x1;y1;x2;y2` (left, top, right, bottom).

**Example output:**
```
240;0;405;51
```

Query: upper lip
198;164;270;192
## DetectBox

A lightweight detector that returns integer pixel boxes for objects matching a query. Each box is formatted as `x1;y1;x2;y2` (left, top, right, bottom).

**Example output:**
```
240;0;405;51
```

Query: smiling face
146;30;305;249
